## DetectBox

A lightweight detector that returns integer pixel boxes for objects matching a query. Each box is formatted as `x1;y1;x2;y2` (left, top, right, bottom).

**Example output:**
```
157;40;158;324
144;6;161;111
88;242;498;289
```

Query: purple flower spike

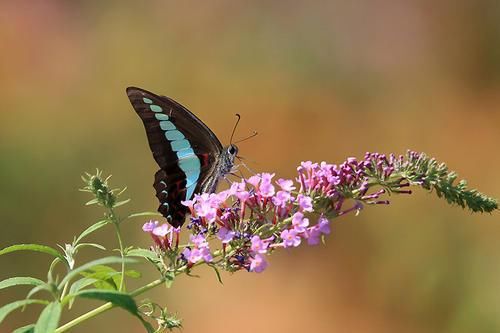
249;254;268;273
141;150;478;275
281;229;301;248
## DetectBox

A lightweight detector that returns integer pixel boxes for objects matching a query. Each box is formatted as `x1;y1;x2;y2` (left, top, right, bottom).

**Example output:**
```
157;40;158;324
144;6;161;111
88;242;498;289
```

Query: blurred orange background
1;1;499;332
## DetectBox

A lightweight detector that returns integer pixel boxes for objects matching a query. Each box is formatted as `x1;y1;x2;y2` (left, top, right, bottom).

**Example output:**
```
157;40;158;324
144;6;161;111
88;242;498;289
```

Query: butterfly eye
228;145;237;155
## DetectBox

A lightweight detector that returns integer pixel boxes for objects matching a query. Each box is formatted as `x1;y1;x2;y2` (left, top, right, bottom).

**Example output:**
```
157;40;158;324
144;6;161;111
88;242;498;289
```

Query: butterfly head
224;144;239;164
227;144;238;157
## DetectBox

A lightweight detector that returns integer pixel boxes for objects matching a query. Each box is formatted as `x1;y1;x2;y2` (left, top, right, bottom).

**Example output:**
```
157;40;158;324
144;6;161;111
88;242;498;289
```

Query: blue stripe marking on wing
155;114;170;121
177;148;195;159
170;139;191;151
150;105;163;112
160;121;176;131
165;130;185;141
144;98;201;200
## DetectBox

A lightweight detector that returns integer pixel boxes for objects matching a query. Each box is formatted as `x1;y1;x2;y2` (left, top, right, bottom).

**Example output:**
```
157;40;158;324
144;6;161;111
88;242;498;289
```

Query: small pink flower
190;234;208;248
272;190;291;208
250;235;268;254
297;194;313;212
194;199;217;222
276;178;295;192
218;227;235;244
291;212;309;233
236;190;250;202
259;173;276;197
181;199;195;210
200;247;213;262
306;225;324;245
281;229;301;248
249;254;268;273
152;223;172;237
142;220;159;232
185;247;202;263
229;180;246;195
317;215;331;235
247;175;261;188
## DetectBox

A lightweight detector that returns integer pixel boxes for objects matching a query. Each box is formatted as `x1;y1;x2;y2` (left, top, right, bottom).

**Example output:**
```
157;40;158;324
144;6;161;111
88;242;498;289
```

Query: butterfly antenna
230;113;241;145
234;130;258;144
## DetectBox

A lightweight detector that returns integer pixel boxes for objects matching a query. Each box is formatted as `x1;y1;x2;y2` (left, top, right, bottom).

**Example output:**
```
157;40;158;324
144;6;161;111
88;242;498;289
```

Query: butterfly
126;87;239;228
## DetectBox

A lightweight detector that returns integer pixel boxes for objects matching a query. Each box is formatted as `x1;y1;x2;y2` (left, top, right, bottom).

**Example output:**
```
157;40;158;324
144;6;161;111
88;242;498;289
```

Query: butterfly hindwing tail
153;169;189;228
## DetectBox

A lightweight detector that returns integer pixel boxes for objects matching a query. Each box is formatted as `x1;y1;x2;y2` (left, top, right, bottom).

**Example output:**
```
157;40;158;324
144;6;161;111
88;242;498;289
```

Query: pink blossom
250;235;268;254
259;173;275;197
317;215;331;235
291;212;309;233
249;254;268;273
247;175;261;188
305;226;322;245
297;194;313;212
277;178;295;192
272;190;292;208
190;234;208;248
281;229;301;248
218;227;235;244
142;220;159;232
152;223;172;237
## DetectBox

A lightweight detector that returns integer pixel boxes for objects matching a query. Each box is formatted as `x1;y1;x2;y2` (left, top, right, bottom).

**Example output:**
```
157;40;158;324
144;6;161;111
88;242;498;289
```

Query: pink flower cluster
143;153;418;273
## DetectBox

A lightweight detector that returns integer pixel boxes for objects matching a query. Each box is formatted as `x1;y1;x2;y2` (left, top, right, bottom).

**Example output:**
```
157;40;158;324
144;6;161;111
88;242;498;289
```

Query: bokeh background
1;1;500;332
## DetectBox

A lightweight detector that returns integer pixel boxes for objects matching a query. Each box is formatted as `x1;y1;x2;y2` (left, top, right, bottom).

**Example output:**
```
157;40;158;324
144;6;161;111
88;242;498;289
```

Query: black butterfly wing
127;87;223;227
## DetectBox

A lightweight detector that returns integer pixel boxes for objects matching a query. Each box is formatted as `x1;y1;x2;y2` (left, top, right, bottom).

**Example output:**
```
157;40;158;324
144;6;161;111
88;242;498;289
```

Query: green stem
110;208;126;292
55;278;165;333
114;223;126;291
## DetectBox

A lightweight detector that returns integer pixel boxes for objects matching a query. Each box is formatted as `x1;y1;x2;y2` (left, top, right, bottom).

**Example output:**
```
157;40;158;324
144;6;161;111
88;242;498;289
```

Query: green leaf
70;290;154;332
75;219;109;244
58;256;137;289
74;242;106;251
209;265;224;285
0;277;45;290
27;284;53;299
127;211;162;219
113;198;131;208
0;244;65;262
34;302;61;333
85;198;99;205
13;324;35;333
80;265;120;290
0;299;48;324
126;248;158;261
72;289;138;314
125;269;141;278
